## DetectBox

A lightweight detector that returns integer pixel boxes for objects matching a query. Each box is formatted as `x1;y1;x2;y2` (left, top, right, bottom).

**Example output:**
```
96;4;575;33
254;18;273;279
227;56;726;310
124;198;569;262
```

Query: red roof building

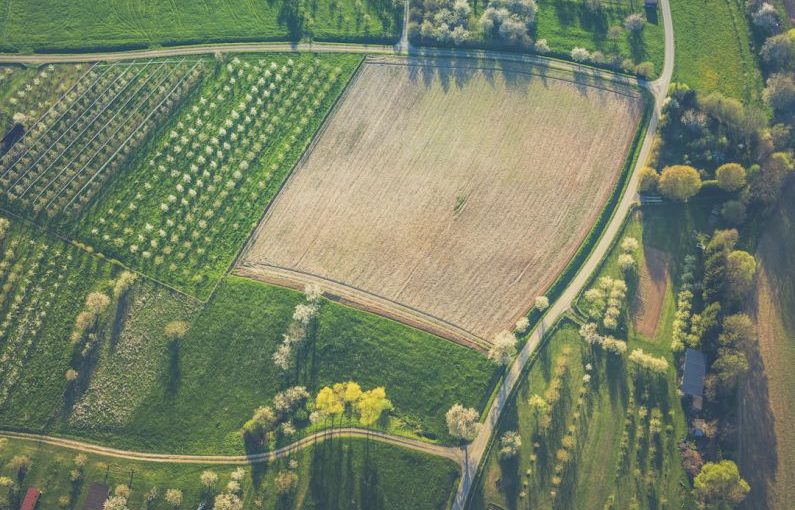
20;487;40;510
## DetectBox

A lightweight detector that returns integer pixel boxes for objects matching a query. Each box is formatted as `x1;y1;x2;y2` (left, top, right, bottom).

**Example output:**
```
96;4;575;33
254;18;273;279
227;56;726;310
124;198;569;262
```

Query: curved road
450;0;674;506
0;1;673;506
0;428;462;465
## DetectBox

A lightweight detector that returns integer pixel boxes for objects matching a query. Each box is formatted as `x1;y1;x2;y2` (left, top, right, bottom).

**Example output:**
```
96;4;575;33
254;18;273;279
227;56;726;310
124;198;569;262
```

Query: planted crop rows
78;54;361;298
0;59;204;220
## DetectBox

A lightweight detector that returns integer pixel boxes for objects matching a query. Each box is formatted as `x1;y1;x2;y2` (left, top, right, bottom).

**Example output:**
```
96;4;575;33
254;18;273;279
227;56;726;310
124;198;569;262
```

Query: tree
446;403;481;441
498;431;522;458
164;320;189;340
764;73;795;115
200;470;218;490
242;406;277;438
761;29;795;71
713;348;749;387
719;314;755;349
103;496;129;510
274;470;299;495
213;493;242;510
638;166;659;192
715;163;746;192
528;394;549;418
752;2;780;33
112;271;137;299
659;165;702;201
694;460;750;508
315;386;344;418
749;152;794;207
571;47;591;62
618;253;636;273
623;13;645;32
534;296;549;311
678;441;704;478
65;368;79;382
8;454;31;477
165;489;183;508
725;250;756;302
356;386;393;426
85;292;111;314
488;330;517;365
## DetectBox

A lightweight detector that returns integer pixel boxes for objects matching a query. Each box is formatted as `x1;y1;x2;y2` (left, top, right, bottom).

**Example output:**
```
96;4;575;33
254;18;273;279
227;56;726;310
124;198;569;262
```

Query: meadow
76;53;362;299
0;435;459;510
241;57;644;345
738;184;795;509
0;275;499;453
0;0;400;52
468;202;714;510
669;0;763;101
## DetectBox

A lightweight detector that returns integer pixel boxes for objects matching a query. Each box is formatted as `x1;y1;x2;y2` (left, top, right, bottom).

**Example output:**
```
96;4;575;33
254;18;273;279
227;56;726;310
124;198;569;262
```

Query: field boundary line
0;427;463;465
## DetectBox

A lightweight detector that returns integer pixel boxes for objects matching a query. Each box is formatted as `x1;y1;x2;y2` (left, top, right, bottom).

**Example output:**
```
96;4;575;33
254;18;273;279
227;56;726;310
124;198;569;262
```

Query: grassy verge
669;0;763;101
0;435;458;510
0;275;498;454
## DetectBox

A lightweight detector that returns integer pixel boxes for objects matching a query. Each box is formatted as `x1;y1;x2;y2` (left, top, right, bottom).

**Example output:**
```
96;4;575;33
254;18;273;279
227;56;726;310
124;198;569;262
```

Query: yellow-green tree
315;386;344;417
659;165;702;201
715;163;746;192
356;387;393;426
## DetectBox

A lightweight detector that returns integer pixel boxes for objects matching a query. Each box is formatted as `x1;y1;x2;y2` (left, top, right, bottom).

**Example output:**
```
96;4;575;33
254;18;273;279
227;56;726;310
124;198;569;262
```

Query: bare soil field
239;57;644;345
739;188;795;510
632;247;671;338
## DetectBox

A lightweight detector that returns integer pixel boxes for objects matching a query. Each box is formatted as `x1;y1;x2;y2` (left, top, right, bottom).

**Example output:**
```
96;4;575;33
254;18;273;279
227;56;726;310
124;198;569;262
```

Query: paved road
449;0;674;507
0;428;462;465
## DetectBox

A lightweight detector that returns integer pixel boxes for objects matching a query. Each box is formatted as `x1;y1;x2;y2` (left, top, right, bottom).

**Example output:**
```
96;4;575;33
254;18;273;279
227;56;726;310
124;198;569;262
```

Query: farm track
0;0;674;503
0;428;463;464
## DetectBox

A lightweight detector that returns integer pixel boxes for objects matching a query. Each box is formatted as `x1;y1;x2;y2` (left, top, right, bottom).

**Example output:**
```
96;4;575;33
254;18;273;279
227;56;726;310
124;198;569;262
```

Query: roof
83;482;110;510
20;487;40;510
682;348;706;398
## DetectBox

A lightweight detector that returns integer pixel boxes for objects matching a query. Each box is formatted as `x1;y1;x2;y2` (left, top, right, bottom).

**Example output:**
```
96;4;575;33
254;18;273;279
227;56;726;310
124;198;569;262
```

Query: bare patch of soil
631;247;670;338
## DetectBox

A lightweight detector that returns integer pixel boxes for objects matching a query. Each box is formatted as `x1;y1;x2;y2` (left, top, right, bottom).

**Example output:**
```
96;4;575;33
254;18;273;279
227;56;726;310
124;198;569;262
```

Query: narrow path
0;428;463;465
450;0;674;506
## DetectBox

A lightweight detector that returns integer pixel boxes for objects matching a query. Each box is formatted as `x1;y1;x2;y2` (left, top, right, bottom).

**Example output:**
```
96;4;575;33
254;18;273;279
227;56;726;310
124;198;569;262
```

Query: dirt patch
239;57;643;345
631;247;671;338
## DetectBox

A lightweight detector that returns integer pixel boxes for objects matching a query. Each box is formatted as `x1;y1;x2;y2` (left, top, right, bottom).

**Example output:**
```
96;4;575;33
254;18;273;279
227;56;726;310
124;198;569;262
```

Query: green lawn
0;0;400;52
0;275;498;454
535;0;665;76
0;435;459;510
669;0;763;101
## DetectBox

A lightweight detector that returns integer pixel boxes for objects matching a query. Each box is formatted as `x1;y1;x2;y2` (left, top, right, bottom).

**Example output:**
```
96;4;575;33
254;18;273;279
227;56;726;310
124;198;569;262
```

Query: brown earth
239;57;643;345
738;185;795;510
631;246;671;338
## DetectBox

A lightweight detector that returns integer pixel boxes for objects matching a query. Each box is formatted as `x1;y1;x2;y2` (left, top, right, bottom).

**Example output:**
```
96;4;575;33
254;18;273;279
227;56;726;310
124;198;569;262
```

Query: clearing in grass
239;56;645;347
0;275;498;453
0;435;459;510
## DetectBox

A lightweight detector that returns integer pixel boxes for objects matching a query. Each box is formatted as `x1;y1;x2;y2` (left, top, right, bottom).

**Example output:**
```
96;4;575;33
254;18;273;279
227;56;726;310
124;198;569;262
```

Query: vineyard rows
0;59;205;220
79;55;358;297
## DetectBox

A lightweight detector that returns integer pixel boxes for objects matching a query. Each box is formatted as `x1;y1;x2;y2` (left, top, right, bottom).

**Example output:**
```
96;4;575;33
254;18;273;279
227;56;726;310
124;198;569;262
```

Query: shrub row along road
0;428;463;465
0;0;674;504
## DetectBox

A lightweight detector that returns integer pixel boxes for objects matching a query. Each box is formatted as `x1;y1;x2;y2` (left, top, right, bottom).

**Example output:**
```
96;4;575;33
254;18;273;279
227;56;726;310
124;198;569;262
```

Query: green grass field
535;0;665;76
669;0;763;101
0;275;498;454
0;0;400;52
0;436;459;510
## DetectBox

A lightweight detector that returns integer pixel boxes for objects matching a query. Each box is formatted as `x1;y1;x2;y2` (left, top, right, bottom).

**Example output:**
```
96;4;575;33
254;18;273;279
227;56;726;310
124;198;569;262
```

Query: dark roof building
83;482;110;510
682;348;706;410
20;487;40;510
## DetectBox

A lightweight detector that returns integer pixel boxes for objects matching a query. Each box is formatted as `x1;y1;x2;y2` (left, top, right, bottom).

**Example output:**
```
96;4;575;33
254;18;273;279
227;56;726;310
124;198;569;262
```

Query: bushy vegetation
77;54;361;298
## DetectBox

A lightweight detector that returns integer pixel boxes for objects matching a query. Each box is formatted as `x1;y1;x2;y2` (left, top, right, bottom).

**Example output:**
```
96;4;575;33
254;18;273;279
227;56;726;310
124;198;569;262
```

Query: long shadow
164;339;181;397
109;290;133;353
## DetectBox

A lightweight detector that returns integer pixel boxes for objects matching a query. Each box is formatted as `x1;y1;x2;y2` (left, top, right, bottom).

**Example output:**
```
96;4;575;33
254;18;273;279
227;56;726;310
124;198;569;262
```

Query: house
20;487;40;510
645;0;658;6
681;348;706;411
82;482;110;510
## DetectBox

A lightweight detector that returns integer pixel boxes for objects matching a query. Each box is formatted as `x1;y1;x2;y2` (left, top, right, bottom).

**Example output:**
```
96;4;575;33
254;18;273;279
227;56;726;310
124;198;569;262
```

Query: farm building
681;348;706;411
83;482;110;510
20;487;40;510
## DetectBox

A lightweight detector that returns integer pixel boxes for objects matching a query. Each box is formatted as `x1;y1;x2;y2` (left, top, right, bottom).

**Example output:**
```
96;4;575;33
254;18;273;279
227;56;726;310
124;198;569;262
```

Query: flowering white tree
488;330;517;365
534;295;549;311
446;403;481;441
571;47;591;63
498;430;522;458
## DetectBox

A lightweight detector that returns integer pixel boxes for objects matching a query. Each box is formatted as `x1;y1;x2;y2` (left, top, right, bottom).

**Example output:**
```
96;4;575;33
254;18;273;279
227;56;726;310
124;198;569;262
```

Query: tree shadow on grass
164;339;181;397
